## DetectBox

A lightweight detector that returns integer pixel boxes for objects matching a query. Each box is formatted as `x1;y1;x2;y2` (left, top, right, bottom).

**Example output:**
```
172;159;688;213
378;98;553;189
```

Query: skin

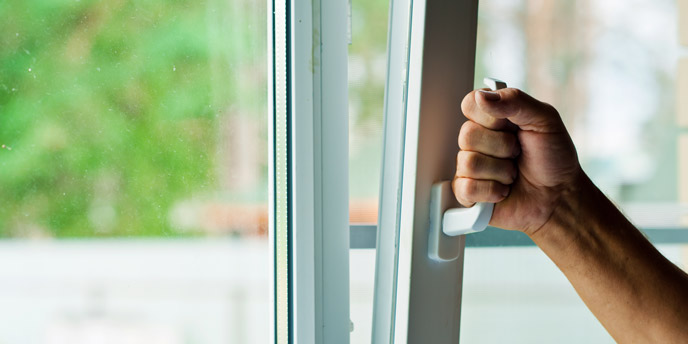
455;87;688;343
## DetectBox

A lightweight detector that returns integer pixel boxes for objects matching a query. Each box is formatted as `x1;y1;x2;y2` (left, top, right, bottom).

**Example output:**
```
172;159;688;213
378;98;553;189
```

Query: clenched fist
455;87;688;343
454;88;581;236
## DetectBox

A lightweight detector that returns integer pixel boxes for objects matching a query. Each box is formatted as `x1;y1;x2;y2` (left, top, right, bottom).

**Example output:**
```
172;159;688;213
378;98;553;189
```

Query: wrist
528;169;596;245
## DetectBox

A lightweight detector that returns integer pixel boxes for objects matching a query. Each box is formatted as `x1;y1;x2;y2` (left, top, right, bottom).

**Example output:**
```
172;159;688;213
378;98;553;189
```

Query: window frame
269;0;350;343
271;0;688;343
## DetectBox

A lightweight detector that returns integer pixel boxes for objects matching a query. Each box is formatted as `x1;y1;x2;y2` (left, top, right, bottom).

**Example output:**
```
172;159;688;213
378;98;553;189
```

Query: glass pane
474;0;685;226
348;0;388;342
348;0;388;225
466;0;688;342
350;249;377;343
0;0;268;343
461;245;687;343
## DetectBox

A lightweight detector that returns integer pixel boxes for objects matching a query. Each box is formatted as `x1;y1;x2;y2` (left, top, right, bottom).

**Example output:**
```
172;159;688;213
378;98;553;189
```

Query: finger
458;120;520;159
461;87;566;133
456;151;517;185
461;88;518;131
473;87;566;133
452;177;510;207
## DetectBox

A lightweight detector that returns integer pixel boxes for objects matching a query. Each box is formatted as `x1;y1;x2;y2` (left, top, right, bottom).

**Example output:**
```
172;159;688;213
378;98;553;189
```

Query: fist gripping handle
428;78;507;261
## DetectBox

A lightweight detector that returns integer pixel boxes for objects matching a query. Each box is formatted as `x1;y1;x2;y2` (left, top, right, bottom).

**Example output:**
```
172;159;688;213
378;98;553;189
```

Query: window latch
428;78;507;261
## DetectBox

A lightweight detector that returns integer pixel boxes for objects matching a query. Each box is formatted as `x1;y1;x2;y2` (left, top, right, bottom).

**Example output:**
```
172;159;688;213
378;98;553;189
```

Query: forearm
530;172;688;343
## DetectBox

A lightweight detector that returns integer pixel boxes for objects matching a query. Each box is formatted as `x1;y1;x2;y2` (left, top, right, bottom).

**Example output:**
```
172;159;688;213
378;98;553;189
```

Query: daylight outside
1;0;268;343
1;0;687;343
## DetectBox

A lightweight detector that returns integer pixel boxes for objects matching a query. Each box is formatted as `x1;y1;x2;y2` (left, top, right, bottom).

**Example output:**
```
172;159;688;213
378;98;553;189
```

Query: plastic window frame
269;0;350;343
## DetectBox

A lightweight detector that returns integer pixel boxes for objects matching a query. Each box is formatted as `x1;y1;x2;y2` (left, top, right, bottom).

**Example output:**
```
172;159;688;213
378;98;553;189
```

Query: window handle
428;78;507;261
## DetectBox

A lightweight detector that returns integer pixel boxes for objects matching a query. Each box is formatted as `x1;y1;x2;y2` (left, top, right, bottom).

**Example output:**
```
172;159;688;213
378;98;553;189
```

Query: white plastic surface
483;77;506;91
443;202;494;236
427;181;462;261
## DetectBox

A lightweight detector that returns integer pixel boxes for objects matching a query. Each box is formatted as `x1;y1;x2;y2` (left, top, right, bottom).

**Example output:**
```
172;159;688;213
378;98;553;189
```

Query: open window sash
372;0;479;342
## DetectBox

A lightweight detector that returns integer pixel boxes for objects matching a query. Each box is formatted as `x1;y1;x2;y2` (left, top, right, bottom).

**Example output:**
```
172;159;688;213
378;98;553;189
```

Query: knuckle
540;101;558;115
487;181;506;200
460;178;478;198
455;192;473;207
466;152;482;171
537;101;558;119
453;178;472;206
456;151;465;172
486;181;498;195
537;101;565;129
461;91;476;117
504;131;518;148
458;121;478;149
452;176;466;205
505;87;524;100
458;151;480;173
457;178;507;203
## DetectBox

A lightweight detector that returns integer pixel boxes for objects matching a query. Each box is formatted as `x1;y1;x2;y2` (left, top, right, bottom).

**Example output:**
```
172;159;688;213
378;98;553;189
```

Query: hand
454;88;581;235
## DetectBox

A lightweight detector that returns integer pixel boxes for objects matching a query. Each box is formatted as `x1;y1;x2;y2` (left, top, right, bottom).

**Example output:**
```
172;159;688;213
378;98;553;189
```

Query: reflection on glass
0;0;267;342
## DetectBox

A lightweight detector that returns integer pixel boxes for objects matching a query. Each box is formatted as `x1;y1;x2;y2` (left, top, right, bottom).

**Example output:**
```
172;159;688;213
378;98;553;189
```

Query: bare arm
455;87;688;343
533;171;688;343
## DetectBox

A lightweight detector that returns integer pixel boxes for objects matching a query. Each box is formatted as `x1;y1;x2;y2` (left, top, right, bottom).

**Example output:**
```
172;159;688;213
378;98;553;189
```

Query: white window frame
269;0;350;343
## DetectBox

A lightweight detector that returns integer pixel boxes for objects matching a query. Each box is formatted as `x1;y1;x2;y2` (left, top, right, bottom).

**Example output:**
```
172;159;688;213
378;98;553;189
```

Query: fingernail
478;90;501;102
501;188;510;197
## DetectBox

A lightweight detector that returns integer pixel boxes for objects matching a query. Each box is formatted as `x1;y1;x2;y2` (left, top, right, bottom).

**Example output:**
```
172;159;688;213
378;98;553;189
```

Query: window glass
348;0;388;225
0;0;268;343
348;0;388;342
461;245;686;343
474;0;683;219
463;0;688;342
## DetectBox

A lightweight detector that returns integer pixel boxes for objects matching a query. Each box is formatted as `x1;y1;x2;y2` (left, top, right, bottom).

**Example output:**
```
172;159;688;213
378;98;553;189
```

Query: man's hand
455;87;581;235
455;87;688;343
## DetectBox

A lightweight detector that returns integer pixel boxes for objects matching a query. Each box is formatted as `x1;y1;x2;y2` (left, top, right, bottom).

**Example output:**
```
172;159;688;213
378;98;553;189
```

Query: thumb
475;88;565;133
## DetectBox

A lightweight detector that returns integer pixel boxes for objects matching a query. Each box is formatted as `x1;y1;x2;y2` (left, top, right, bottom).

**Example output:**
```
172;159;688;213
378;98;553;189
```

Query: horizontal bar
466;227;688;247
349;225;688;249
465;227;534;247
642;228;688;244
349;224;377;249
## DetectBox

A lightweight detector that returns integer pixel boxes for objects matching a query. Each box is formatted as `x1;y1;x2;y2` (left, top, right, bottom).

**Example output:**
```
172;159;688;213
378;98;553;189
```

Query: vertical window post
269;0;291;342
270;0;350;342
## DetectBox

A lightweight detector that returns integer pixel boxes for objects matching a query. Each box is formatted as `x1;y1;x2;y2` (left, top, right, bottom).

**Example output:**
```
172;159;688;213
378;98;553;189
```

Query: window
5;0;686;343
0;1;268;343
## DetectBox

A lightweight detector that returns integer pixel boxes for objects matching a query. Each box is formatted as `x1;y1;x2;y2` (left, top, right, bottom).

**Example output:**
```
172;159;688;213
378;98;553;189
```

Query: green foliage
348;0;388;125
0;0;266;237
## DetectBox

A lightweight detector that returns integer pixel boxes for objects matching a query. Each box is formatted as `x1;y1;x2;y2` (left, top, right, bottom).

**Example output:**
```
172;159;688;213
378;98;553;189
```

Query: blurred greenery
348;0;388;125
0;0;267;237
347;0;388;204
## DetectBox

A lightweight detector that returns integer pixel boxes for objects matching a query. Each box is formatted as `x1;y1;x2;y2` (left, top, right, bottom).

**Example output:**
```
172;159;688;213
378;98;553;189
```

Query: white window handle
428;78;507;261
